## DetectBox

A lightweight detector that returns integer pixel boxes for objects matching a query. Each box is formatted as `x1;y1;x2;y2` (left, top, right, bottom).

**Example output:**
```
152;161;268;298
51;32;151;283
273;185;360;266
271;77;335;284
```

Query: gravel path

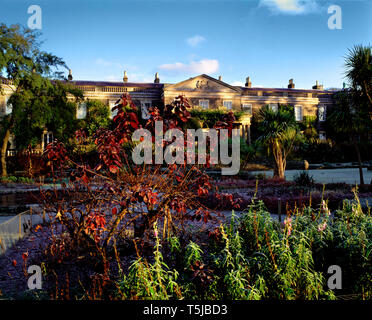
251;168;372;184
0;225;54;297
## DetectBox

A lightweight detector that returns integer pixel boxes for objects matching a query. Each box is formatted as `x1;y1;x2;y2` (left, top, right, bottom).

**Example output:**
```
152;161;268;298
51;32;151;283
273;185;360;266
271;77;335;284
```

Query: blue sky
0;0;371;89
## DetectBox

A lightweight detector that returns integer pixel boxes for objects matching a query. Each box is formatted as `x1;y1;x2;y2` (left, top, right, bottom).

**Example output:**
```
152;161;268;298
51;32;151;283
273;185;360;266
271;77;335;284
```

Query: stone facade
163;74;334;115
162;74;334;142
0;73;336;146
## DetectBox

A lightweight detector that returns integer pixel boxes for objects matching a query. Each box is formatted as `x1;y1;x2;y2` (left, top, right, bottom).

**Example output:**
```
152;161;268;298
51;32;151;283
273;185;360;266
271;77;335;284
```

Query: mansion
1;71;336;149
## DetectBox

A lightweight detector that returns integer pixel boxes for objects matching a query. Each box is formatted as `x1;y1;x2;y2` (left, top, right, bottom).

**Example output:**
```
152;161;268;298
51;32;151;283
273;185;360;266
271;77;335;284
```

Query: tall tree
327;89;369;185
256;105;300;179
84;99;111;136
0;24;81;176
345;44;372;119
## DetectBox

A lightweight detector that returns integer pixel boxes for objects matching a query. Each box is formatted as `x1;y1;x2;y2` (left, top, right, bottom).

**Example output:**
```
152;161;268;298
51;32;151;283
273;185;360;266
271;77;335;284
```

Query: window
242;104;252;115
8;134;16;149
109;100;117;119
223;100;233;110
294;105;303;121
319;131;326;141
43;132;54;149
318;105;326;121
5;96;12;115
269;104;278;112
140;100;151;120
77;102;87;119
199;100;209;109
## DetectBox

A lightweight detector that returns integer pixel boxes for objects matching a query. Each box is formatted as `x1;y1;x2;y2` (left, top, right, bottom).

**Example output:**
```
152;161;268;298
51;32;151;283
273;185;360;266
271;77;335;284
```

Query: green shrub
293;171;315;186
190;109;243;128
115;193;371;300
0;175;18;183
117;223;182;300
184;241;203;268
0;175;34;183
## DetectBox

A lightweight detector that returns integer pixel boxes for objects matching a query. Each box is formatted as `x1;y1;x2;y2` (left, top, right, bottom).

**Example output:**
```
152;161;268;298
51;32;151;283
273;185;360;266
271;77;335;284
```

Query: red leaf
112;207;117;215
82;174;89;184
109;165;118;174
22;252;28;261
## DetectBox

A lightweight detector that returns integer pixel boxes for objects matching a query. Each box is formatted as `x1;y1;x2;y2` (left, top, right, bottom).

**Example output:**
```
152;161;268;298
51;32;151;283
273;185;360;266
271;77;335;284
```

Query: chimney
154;72;160;83
123;70;128;83
218;75;222;81
245;77;252;88
312;80;323;90
68;69;73;81
288;79;295;89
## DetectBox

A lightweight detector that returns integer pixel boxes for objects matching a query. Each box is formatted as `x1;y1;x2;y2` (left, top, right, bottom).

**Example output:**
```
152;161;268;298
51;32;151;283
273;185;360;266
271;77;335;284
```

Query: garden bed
204;178;372;213
0;194;370;300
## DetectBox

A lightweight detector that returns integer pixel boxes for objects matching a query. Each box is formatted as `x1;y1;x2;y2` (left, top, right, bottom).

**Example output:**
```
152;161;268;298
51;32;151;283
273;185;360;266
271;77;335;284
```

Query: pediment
165;74;241;93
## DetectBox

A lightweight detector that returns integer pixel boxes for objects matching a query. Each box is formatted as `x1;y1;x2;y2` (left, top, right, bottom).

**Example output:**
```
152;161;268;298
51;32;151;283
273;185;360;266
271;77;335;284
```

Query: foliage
0;175;34;183
184;241;203;268
255;105;301;178
117;222;182;300
327;90;369;139
111;193;371;300
298;116;318;140
5;175;372;300
68;100;112;158
39;93;235;281
291;45;372;169
345;44;372;116
190;109;242;128
326;89;370;185
0;24;66;85
293;171;315;187
0;23;83;176
11;81;82;149
80;100;111;136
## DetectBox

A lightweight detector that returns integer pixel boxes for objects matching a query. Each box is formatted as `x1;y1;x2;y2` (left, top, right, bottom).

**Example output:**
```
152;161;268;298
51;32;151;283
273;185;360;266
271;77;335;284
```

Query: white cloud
186;35;206;47
259;0;320;15
159;59;219;75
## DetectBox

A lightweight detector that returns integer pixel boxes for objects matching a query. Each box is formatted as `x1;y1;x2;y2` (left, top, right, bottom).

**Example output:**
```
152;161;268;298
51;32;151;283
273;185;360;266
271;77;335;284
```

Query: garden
0;92;371;301
0;24;371;301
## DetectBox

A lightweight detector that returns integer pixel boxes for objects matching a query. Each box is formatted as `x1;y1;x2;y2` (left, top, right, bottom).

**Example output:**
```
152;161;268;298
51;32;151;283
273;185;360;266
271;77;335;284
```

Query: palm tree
256;105;300;179
345;44;372;118
327;89;368;186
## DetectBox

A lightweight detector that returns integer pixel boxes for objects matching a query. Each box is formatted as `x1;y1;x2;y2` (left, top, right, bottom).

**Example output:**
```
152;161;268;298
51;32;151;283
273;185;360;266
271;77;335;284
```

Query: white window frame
318;105;326;121
5;96;12;115
269;104;278;112
109;100;117;119
242;104;252;114
42;131;54;149
8;134;16;149
140;100;152;120
199;99;209;109
294;105;303;121
223;100;233;110
77;101;87;119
